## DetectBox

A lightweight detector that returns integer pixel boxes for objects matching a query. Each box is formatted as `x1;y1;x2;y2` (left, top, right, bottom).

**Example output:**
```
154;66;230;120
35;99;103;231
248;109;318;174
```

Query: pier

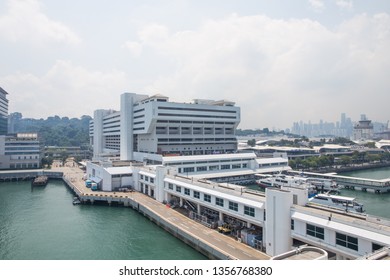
0;169;63;182
57;166;269;260
288;170;390;194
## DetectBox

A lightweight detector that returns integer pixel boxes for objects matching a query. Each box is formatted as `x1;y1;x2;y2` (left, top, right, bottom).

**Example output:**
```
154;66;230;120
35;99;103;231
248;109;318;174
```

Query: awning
90;176;102;184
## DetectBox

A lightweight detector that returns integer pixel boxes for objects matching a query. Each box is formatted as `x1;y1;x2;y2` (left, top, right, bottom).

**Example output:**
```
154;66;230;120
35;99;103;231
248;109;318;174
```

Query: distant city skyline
1;0;390;129
290;112;388;138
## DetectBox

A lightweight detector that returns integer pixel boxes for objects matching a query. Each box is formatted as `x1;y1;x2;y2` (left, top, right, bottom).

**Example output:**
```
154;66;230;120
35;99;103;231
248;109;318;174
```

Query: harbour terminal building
87;92;390;260
90;93;240;163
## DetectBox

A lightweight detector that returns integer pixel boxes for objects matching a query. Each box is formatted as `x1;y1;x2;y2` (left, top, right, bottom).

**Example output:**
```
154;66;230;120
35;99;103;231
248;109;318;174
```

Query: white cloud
3;60;128;118
308;0;325;13
122;41;143;57
125;13;390;129
0;0;80;45
336;0;353;11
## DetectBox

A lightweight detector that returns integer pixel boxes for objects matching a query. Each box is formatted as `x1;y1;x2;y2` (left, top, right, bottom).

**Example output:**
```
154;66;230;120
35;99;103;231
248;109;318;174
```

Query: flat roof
255;157;288;164
163;153;256;163
164;177;264;209
292;211;390;245
105;166;133;175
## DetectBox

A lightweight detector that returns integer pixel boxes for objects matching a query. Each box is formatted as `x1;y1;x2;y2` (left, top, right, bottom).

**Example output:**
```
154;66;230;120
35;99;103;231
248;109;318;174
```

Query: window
184;188;190;195
216;197;224;207
204;194;211;203
229;201;238;212
336;232;358;251
168;183;173;190
242;163;247;168
176;186;181;193
306;224;324;240
150;178;154;184
244;206;255;217
221;164;230;170
291;219;294;230
232;164;241;169
140;175;144;180
194;191;200;199
196;166;207;172
183;167;194;173
209;165;219;171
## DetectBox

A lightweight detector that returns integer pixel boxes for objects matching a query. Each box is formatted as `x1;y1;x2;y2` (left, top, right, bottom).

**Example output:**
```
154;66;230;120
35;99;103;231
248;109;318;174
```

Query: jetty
56;166;269;260
288;170;390;194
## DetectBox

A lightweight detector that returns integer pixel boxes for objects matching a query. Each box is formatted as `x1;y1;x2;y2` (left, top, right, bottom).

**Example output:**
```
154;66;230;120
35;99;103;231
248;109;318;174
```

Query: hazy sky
1;0;389;129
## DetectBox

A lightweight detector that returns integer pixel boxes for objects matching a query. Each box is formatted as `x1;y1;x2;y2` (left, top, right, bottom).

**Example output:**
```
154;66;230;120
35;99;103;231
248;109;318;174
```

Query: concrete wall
265;188;293;256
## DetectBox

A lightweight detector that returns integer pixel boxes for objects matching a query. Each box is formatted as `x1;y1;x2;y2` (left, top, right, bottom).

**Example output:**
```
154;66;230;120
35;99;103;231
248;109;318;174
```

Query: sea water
0;180;207;260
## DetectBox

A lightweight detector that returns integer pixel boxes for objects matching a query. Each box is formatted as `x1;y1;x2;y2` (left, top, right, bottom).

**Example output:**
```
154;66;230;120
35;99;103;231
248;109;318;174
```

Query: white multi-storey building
0;133;42;169
90;93;240;162
0;87;9;135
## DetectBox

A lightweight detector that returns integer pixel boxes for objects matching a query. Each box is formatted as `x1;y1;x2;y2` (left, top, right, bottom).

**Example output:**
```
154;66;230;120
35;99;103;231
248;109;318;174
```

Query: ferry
256;174;317;197
305;177;341;194
308;193;365;213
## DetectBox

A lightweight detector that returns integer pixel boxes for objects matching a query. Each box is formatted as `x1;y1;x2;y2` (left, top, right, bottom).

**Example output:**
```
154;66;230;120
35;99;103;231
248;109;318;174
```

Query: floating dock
32;175;49;186
288;170;390;194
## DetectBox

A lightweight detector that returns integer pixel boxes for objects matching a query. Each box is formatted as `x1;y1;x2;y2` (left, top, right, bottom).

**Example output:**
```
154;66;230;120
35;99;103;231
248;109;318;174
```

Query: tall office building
0;87;9;135
90;93;240;162
353;115;374;141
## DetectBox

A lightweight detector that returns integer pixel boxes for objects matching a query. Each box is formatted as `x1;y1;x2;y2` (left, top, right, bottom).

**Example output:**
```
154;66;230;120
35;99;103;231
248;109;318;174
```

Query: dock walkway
54;166;269;260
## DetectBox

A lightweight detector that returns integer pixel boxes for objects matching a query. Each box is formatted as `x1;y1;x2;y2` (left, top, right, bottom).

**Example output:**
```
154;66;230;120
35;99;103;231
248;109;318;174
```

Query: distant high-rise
353;114;374;141
0;87;9;135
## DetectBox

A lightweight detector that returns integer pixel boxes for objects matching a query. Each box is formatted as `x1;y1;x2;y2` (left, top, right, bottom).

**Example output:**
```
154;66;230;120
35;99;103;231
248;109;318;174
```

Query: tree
247;139;256;147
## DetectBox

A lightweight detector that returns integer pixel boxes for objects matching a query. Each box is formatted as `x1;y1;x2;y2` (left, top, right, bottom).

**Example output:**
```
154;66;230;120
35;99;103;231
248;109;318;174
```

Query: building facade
90;93;240;162
0;87;9;135
353;116;374;141
0;133;43;169
85;160;390;259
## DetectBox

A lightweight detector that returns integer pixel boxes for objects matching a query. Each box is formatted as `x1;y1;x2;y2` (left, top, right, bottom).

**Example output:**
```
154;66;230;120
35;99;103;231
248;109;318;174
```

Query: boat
305;177;341;194
308;193;365;213
32;175;48;186
73;197;81;205
256;174;317;197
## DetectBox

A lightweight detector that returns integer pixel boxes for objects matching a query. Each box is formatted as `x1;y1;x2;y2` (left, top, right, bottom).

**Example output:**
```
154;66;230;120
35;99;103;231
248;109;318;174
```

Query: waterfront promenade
52;166;269;260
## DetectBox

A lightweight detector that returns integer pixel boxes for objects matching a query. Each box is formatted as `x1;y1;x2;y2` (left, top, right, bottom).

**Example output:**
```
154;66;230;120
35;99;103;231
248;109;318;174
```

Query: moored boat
308;193;365;213
256;173;317;197
32;175;48;186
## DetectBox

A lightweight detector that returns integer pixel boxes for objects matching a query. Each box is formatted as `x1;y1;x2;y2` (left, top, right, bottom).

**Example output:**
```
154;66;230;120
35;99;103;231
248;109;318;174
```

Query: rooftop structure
270;246;328;260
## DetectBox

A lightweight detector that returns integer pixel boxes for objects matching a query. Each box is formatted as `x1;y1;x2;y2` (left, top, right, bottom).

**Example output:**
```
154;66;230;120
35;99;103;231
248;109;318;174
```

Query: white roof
240;146;314;152
164;177;264;209
105;166;133;175
163;153;256;164
255;157;288;164
292;211;390;245
139;170;156;178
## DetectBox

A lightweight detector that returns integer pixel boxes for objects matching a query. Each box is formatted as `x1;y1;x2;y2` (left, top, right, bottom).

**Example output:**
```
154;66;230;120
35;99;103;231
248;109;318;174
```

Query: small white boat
72;197;81;205
308;193;364;213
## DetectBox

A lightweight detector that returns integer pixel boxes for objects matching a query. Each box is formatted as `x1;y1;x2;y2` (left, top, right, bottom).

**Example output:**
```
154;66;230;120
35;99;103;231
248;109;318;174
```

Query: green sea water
0;180;207;260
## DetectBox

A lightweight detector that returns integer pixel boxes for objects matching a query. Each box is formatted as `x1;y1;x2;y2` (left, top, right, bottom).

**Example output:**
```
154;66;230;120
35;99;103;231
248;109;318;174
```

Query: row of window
178;163;247;173
158;106;237;114
305;223;359;251
167;183;255;217
140;174;154;184
157;120;236;125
